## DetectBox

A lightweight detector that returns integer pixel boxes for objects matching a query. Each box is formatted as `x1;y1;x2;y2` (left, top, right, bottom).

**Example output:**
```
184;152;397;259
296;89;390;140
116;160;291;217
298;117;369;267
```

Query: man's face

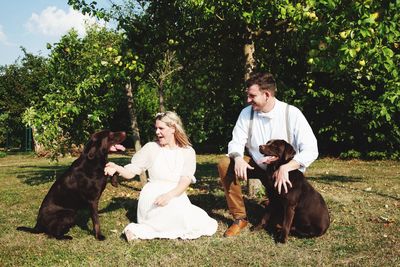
246;84;268;111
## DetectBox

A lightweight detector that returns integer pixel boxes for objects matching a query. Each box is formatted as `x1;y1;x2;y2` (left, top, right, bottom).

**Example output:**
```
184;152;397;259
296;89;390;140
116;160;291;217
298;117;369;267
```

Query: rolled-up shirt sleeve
291;108;319;171
181;146;197;183
227;106;251;157
124;142;157;175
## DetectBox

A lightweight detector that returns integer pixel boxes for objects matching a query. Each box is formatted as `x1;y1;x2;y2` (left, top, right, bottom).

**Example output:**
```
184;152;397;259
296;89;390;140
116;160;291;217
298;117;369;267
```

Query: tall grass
0;153;399;266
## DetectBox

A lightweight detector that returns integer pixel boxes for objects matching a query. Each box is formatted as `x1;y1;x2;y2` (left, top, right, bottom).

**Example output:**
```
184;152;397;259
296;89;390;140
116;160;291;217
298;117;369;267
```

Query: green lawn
0;153;399;266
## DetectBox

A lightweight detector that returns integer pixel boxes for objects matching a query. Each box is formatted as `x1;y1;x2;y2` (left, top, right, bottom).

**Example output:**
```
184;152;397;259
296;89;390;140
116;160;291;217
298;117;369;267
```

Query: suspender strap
286;103;291;144
248;107;254;144
247;104;290;147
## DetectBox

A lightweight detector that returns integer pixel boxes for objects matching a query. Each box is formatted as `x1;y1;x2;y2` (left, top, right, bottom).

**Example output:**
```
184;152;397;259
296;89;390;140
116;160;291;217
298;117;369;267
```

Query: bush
340;150;362;159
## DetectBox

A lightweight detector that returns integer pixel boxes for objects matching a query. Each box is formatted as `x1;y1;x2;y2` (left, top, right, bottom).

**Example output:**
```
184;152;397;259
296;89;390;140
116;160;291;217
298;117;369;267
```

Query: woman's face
155;119;176;146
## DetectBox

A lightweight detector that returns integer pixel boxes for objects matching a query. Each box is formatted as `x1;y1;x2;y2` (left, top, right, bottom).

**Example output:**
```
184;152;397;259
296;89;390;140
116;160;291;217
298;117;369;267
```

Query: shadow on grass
192;161;221;192
15;156;129;186
309;174;363;183
15;159;275;228
190;193;266;226
99;193;265;228
16;165;68;185
310;175;400;201
100;196;139;223
193;162;271;225
195;162;219;179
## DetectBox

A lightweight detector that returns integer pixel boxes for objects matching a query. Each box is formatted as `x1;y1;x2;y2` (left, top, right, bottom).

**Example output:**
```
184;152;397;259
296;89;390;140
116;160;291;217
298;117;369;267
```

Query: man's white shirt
227;99;318;171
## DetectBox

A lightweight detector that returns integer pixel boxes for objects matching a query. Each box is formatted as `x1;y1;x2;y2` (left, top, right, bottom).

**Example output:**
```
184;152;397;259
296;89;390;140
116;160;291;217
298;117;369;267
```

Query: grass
0;153;399;266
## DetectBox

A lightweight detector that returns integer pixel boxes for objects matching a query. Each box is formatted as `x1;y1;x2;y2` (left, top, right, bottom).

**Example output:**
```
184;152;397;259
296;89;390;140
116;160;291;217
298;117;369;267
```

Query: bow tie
257;111;274;119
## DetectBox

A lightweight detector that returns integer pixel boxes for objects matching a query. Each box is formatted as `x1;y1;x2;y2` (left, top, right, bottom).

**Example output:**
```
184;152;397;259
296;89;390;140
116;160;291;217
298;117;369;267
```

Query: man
217;72;318;237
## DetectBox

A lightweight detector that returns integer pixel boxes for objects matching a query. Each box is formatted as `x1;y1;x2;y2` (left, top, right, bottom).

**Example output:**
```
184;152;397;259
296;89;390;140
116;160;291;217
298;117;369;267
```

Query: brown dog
17;130;126;240
256;139;330;243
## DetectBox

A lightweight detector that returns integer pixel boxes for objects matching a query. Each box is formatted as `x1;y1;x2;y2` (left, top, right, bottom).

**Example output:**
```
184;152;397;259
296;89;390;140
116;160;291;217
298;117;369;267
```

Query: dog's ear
101;136;109;152
88;146;97;160
284;142;296;162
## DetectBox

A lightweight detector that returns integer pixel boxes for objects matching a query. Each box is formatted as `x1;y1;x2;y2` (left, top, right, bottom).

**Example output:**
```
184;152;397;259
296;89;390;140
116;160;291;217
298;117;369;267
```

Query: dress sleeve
124;142;158;174
181;146;197;183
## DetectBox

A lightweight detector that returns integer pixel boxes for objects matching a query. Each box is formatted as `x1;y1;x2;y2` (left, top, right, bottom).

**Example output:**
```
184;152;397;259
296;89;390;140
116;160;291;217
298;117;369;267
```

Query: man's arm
273;107;318;194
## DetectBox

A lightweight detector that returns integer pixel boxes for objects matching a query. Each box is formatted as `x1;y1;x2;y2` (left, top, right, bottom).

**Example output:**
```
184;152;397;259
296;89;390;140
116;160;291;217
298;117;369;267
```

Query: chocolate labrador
17;130;126;240
256;139;330;243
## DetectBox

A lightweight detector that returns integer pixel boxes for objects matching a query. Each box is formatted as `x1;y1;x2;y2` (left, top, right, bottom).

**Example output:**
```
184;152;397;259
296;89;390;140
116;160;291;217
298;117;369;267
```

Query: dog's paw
277;233;288;243
250;223;266;232
96;234;106;241
55;235;73;240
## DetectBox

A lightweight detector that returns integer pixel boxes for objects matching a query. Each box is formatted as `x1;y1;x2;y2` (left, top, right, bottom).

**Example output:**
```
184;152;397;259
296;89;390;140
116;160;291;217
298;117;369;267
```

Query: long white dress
122;142;218;240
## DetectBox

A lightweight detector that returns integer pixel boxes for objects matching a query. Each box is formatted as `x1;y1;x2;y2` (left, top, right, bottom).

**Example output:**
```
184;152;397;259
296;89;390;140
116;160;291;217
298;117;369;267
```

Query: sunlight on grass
0;154;399;266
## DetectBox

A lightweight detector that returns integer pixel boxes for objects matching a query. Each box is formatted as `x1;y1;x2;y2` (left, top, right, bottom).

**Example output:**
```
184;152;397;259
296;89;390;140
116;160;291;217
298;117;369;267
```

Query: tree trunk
244;26;263;198
125;80;148;186
158;80;165;112
31;127;47;156
151;50;182;113
244;27;255;80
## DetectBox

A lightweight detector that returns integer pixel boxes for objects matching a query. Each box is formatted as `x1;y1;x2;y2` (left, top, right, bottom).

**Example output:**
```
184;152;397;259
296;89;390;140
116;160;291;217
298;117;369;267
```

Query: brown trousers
217;156;266;220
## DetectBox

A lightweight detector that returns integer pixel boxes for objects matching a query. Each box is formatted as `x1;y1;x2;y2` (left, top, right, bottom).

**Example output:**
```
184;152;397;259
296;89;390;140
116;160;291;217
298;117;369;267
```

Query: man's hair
245;72;277;95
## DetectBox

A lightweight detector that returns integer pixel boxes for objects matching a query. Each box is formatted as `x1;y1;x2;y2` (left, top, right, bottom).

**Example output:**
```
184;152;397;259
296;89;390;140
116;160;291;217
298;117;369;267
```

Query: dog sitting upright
17;130;126;240
257;139;330;243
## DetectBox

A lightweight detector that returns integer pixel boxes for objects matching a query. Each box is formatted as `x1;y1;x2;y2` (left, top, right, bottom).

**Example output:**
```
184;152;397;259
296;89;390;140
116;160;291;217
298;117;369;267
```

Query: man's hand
273;164;292;194
234;157;254;181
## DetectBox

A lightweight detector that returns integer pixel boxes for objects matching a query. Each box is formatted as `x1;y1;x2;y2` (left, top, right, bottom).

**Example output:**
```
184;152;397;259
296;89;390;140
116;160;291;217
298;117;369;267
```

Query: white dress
122;142;218;240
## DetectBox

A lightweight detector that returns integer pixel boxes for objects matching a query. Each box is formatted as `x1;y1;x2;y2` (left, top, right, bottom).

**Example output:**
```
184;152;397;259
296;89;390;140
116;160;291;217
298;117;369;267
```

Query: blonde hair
155;111;192;147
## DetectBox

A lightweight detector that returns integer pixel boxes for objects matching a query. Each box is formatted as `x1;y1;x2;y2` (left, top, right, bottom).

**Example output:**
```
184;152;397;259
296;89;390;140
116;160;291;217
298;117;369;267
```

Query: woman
104;111;218;241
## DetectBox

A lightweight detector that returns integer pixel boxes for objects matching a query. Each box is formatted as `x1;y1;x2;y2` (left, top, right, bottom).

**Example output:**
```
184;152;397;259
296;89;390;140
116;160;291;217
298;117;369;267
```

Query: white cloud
0;25;14;46
25;6;100;37
0;25;6;43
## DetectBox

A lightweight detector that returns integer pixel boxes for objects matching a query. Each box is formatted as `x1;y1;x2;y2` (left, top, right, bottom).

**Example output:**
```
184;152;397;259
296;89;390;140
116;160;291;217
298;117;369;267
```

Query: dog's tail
16;225;43;234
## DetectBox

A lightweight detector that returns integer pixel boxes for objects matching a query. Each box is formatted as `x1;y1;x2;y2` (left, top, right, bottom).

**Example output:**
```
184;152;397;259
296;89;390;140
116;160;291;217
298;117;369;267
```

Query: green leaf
360;28;370;37
349;49;357;58
384;61;393;71
382;47;394;58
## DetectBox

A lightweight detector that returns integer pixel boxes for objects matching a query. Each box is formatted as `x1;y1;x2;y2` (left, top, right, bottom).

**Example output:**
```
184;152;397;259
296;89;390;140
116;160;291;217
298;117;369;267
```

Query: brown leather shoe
224;219;248;237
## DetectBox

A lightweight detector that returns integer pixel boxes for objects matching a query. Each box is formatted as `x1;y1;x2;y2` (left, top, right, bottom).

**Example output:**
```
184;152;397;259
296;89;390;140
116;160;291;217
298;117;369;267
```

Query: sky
0;0;116;66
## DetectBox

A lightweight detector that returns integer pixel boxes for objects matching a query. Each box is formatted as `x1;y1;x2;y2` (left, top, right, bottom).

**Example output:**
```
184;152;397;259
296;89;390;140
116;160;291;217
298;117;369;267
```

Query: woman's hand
104;162;118;176
153;176;191;206
154;193;174;207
